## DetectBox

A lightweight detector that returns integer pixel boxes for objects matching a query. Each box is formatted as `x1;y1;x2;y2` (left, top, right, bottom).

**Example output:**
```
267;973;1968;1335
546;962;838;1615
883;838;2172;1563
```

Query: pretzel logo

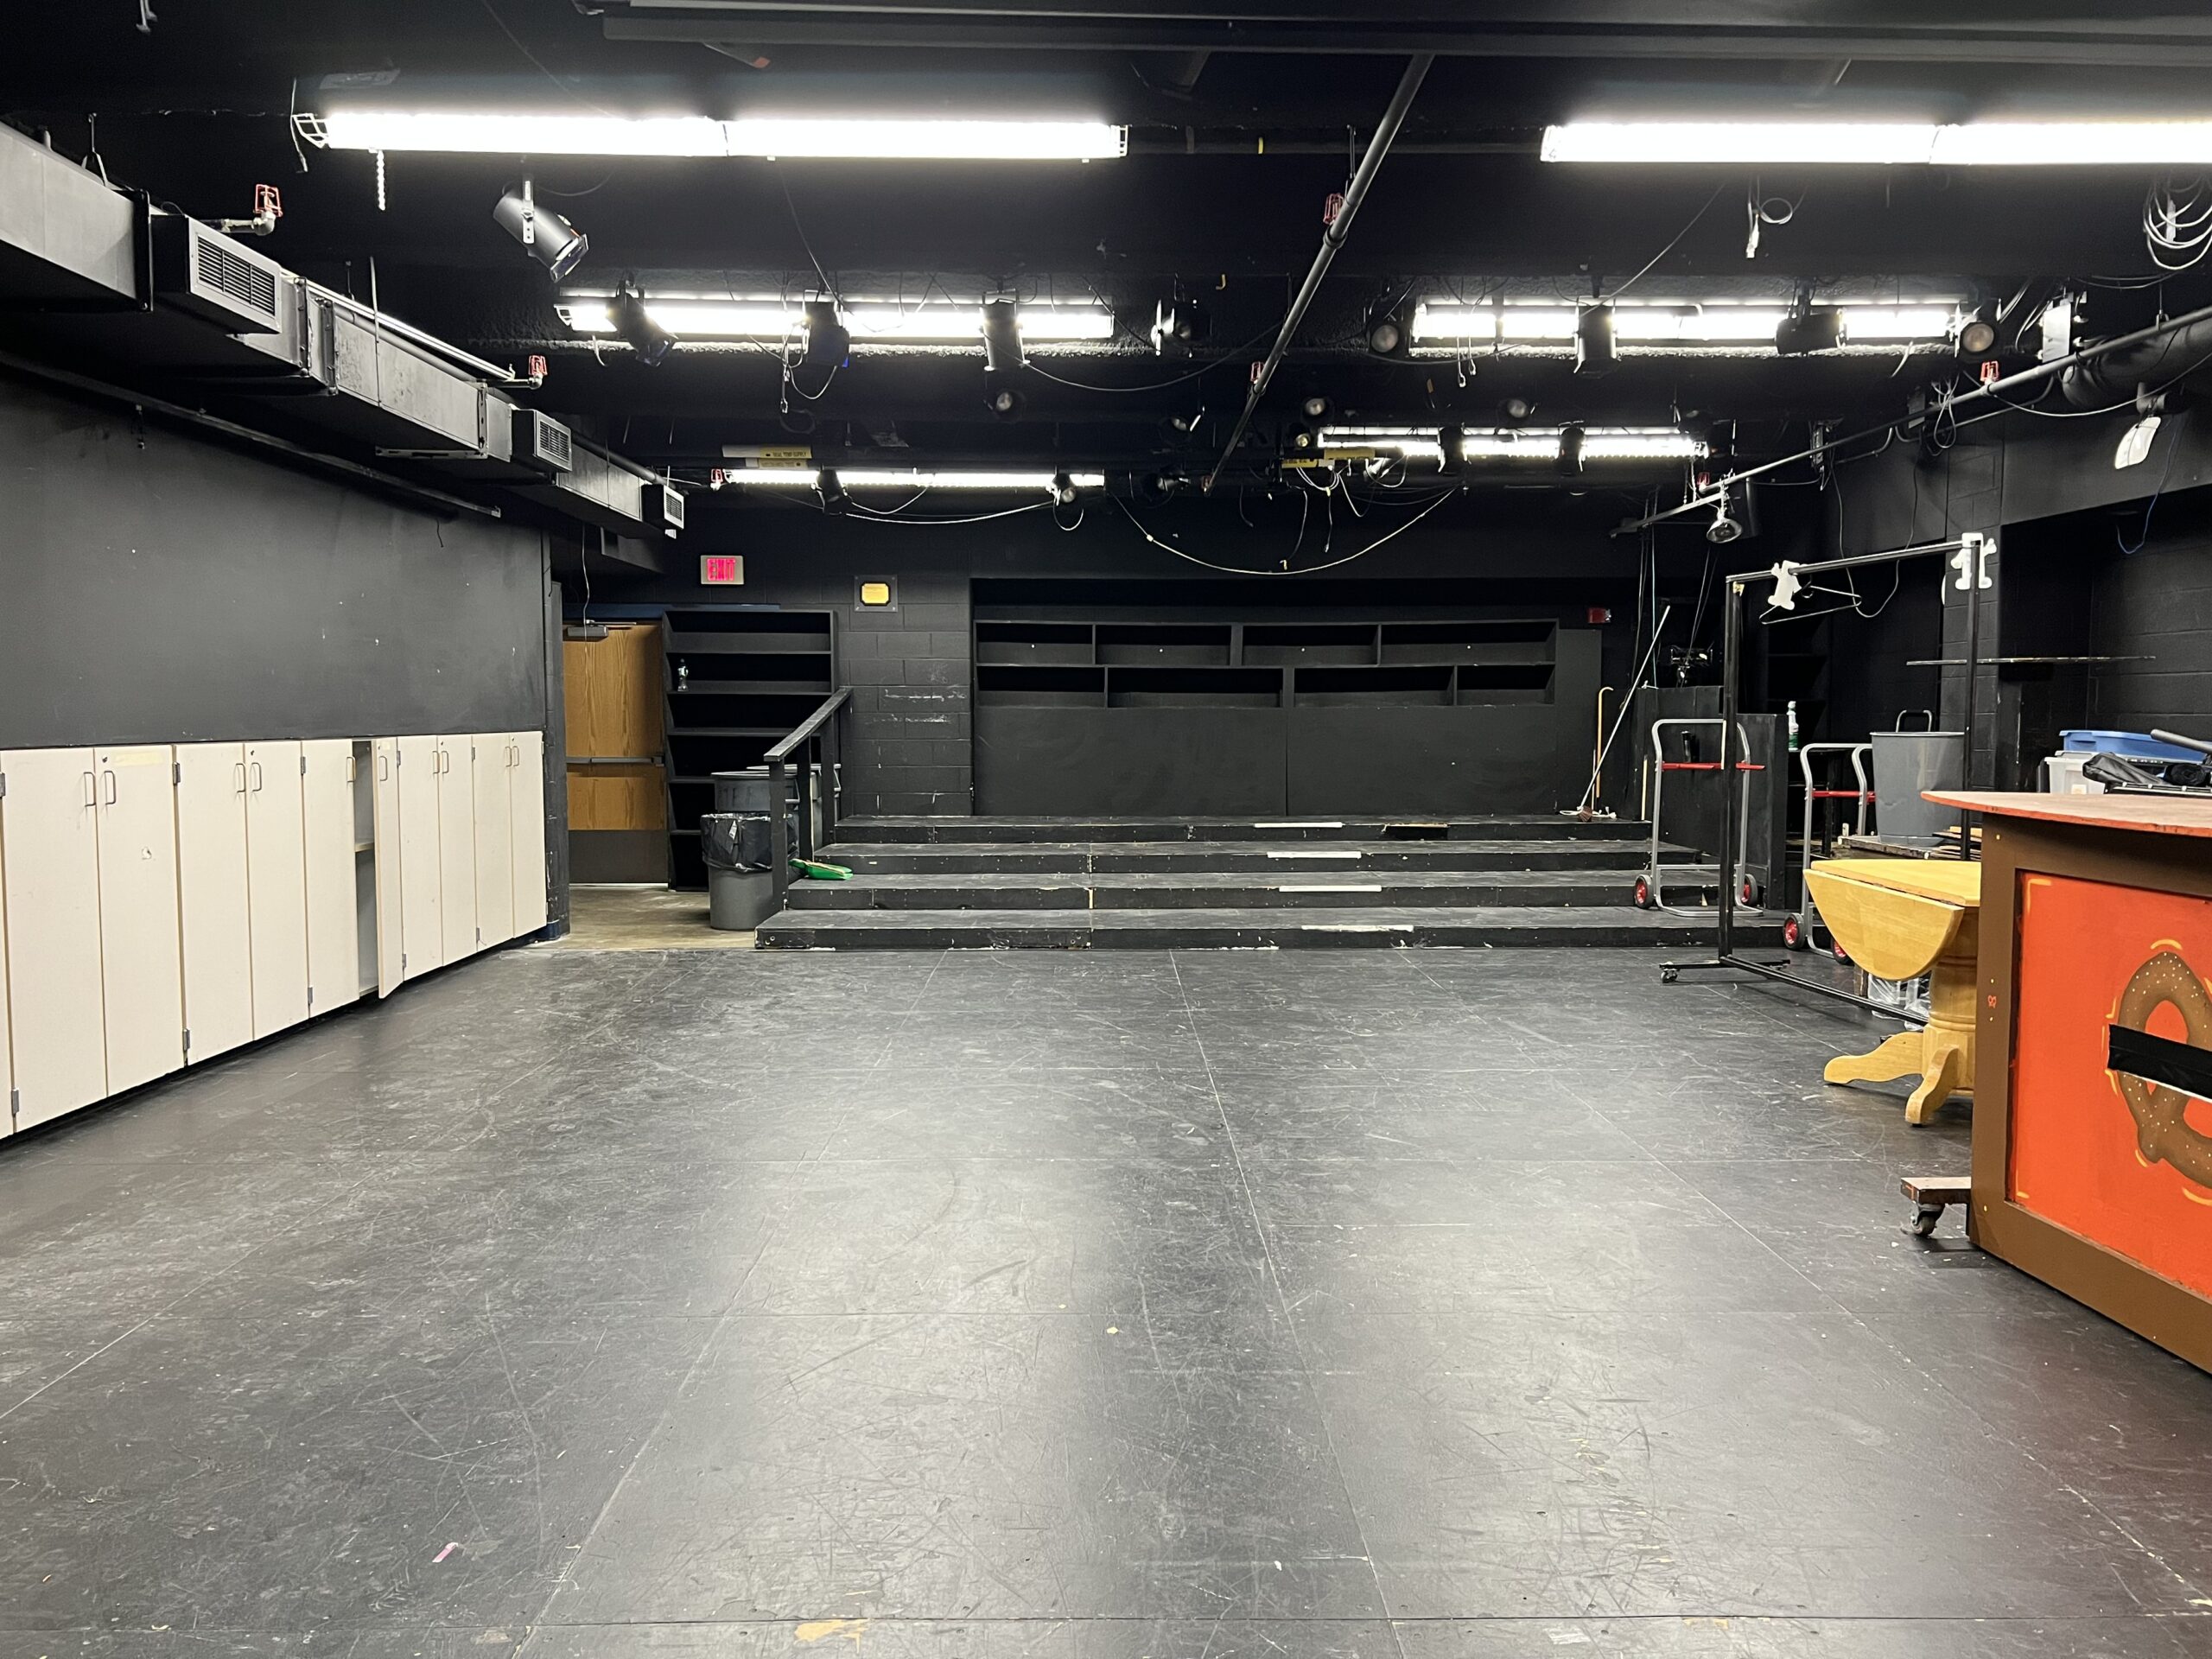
2111;950;2212;1191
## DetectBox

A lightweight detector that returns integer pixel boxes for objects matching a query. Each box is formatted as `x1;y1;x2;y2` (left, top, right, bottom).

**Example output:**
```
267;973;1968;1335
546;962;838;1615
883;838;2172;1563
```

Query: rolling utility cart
1783;741;1874;954
1635;717;1772;914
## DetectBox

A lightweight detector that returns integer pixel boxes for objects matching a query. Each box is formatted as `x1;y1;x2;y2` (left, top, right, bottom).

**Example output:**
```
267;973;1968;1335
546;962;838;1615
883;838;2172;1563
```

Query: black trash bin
699;811;776;931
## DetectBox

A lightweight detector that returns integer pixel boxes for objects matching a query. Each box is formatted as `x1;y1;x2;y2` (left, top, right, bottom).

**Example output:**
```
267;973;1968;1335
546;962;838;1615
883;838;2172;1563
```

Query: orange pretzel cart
1929;790;2212;1373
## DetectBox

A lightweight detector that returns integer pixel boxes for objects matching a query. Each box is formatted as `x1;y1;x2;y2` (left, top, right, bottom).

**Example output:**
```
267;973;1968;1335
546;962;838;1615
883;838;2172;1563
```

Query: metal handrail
764;689;850;762
763;688;851;917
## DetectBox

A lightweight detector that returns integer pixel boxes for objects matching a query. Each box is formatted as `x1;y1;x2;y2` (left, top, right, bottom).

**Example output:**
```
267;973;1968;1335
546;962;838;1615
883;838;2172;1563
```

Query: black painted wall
575;491;1672;815
0;376;551;749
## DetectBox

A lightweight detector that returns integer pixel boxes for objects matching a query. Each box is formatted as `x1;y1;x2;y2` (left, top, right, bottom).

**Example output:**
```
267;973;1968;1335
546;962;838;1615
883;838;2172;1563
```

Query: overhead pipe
1620;296;2212;535
2058;309;2212;409
1201;51;1433;494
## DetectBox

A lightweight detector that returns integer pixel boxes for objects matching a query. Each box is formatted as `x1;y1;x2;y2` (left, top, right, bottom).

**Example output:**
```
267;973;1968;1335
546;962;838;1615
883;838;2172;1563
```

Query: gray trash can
1870;713;1967;842
700;811;776;931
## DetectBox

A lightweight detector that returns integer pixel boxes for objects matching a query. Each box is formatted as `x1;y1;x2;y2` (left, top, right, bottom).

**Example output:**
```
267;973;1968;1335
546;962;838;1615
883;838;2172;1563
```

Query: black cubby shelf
663;606;836;888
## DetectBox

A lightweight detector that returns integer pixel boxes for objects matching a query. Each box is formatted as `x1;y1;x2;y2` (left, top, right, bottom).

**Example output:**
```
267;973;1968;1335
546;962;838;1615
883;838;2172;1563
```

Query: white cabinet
174;743;254;1064
435;735;478;963
0;748;108;1130
509;730;549;935
302;740;361;1019
473;735;515;949
245;741;309;1038
372;739;405;995
94;746;184;1095
0;846;10;1137
396;735;442;979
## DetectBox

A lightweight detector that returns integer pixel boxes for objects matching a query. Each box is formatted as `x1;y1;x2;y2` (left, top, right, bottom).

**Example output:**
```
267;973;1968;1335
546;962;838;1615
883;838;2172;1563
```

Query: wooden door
372;738;406;994
472;735;514;946
302;739;361;1018
396;736;442;977
0;748;108;1128
174;742;254;1063
245;740;309;1037
94;745;184;1094
510;730;550;934
436;736;479;963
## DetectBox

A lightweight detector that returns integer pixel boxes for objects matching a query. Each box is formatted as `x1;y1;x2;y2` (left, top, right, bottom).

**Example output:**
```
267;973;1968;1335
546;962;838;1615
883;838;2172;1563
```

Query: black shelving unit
972;611;1595;815
662;607;835;888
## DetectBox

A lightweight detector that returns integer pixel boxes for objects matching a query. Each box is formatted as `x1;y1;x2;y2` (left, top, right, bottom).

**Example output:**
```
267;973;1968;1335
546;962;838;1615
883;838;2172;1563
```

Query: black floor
2;946;2209;1657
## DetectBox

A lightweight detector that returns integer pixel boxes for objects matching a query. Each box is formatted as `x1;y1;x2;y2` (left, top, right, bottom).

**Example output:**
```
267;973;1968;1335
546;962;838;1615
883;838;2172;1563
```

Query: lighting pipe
1410;302;1958;346
1203;52;1434;493
556;297;1115;343
1620;296;2212;535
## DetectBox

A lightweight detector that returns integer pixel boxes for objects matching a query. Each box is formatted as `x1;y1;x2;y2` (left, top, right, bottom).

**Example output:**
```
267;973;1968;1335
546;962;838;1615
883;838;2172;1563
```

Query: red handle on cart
1660;761;1766;772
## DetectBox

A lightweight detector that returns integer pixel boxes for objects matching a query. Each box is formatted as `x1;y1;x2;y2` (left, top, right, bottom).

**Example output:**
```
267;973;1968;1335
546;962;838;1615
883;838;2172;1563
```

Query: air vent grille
537;421;573;469
194;237;279;320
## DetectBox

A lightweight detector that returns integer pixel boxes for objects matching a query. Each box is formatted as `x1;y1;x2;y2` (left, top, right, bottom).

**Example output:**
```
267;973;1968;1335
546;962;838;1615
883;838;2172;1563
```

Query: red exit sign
699;555;745;586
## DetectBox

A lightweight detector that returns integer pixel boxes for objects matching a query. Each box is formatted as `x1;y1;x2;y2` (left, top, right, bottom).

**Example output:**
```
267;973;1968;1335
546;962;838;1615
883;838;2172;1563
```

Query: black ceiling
9;0;2209;486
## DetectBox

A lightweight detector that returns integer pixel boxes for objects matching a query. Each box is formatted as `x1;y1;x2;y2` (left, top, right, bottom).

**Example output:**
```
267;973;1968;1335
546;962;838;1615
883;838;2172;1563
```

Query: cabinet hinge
173;761;181;784
1;773;8;799
307;986;315;1010
300;754;308;775
9;1088;18;1122
181;1028;191;1055
400;951;407;973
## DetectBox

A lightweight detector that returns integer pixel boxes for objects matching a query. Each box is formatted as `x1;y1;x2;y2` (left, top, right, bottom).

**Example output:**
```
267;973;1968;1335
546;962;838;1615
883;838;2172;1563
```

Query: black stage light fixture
1957;312;1999;359
1150;296;1211;357
1707;498;1745;544
493;180;589;281
1776;296;1847;355
1364;302;1411;359
1501;396;1535;423
1051;471;1080;507
607;283;675;366
803;299;849;370
1573;303;1618;377
817;468;849;515
982;298;1027;373
987;380;1025;422
1440;424;1468;473
1556;423;1586;477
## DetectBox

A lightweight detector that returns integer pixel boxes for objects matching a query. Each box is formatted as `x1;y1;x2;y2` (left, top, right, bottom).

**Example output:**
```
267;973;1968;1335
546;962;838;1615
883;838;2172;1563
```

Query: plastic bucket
1870;728;1966;841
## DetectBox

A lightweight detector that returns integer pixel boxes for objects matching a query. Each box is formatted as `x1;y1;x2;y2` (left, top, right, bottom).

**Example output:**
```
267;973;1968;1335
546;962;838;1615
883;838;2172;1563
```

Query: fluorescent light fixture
1543;122;1936;165
1410;300;1956;348
1319;426;1705;461
730;469;1106;493
307;111;1127;161
556;297;1114;345
1545;120;2212;167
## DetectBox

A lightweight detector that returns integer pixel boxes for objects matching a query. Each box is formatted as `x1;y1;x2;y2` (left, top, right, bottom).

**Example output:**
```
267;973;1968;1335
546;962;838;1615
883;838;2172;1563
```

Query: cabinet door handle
377;751;390;782
234;760;247;794
104;769;118;805
82;770;97;809
250;760;263;791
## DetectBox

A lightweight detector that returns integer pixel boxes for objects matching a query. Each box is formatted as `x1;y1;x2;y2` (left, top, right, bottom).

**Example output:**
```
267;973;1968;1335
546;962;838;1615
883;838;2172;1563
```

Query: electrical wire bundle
2144;175;2212;271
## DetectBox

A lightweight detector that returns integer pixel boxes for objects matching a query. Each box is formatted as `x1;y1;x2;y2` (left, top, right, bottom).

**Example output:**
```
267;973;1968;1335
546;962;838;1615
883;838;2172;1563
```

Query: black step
785;870;1633;911
837;813;1651;844
758;906;1783;950
817;837;1671;874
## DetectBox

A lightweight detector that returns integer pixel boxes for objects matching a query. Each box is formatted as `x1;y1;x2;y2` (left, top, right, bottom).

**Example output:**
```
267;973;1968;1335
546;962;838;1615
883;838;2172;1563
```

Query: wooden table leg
1823;914;1980;1125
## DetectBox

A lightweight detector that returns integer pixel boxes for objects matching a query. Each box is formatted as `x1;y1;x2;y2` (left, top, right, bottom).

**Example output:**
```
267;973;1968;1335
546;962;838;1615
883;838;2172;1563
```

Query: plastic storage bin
2060;729;2203;764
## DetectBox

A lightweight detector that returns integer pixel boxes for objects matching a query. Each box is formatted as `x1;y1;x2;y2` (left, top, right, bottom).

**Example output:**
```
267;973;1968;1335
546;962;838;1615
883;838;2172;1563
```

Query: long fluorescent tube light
1319;427;1706;461
557;298;1114;344
1543;120;2212;167
731;469;1106;492
309;111;1127;160
1409;302;1957;346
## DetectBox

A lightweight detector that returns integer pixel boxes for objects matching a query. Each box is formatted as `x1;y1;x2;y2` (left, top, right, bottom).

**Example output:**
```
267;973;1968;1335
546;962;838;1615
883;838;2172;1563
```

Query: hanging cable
2145;174;2212;271
1113;487;1455;576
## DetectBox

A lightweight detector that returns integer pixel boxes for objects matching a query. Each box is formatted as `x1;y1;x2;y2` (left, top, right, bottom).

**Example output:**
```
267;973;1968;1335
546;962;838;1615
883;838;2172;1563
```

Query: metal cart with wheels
1637;717;1770;915
1783;741;1873;955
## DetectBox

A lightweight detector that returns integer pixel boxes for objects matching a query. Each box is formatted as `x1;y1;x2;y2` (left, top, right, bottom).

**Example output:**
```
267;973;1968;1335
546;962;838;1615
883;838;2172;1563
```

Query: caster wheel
1832;939;1853;963
1632;876;1654;910
1782;917;1804;950
1660;967;1680;984
1741;877;1763;906
1904;1205;1942;1238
